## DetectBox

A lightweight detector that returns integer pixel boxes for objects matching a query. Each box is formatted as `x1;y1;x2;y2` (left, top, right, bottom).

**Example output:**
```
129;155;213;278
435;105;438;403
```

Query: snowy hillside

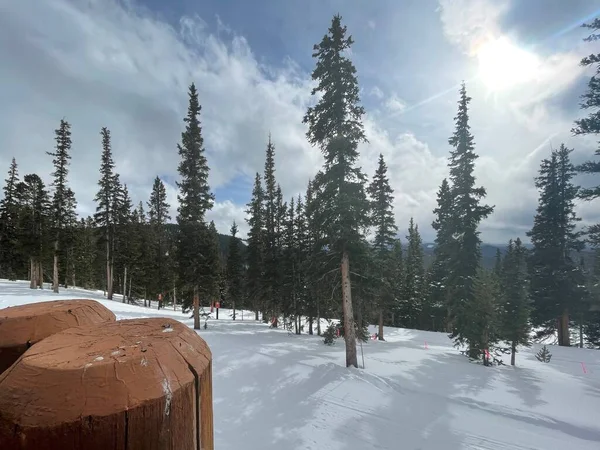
1;280;599;450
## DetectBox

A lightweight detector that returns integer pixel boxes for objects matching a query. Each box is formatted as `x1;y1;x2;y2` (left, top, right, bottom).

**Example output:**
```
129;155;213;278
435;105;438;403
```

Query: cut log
0;299;116;374
0;317;213;450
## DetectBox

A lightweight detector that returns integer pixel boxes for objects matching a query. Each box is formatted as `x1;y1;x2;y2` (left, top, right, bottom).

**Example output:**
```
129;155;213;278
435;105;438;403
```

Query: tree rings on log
0;317;213;450
0;299;116;374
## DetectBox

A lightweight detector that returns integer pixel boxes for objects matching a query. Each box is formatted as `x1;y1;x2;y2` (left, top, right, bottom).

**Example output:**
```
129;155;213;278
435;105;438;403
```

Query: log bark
0;318;213;450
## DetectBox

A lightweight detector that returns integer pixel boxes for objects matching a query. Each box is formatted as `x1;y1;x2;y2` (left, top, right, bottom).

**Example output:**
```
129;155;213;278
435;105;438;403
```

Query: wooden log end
0;317;212;450
0;299;116;374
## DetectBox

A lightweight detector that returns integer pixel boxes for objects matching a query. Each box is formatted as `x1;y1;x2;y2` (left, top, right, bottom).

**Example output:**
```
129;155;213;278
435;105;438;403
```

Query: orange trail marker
581;362;587;374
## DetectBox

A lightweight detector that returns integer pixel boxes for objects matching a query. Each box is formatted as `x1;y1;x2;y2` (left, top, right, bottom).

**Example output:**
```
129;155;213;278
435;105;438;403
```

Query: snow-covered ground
1;280;599;450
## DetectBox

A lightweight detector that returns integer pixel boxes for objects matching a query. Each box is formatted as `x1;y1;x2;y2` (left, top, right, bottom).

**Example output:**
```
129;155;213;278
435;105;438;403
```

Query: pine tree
367;154;397;340
226;221;244;320
446;83;494;357
431;178;455;331
47;119;76;293
147;176;171;300
245;173;265;320
402;218;425;329
303;14;369;368
390;239;404;327
94;127;119;300
204;221;222;309
572;19;600;340
72;217;97;289
527;144;584;346
262;135;280;325
498;238;531;365
113;183;134;302
176;83;215;329
0;158;23;279
16;174;51;289
466;268;500;365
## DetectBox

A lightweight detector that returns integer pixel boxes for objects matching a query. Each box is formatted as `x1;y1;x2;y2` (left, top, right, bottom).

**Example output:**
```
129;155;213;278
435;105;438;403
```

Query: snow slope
1;280;599;450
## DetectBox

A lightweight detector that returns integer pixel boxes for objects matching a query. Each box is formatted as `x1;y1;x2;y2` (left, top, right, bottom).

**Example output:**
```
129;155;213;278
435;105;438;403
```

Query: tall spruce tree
303;14;369;368
226;221;244;320
245;173;265;320
175;83;215;329
94;127;119;300
262;135;280;325
72;217;97;289
499;238;531;365
367;154;397;340
402;218;425;329
390;239;404;327
0;158;21;279
446;83;494;358
47;119;76;293
527;145;584;346
147;176;171;300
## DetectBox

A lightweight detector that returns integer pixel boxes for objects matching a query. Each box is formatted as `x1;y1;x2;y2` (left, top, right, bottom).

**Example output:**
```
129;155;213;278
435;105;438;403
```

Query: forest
1;15;600;369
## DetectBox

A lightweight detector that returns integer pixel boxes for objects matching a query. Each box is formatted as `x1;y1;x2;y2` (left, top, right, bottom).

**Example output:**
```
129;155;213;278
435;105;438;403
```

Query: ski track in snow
1;280;599;450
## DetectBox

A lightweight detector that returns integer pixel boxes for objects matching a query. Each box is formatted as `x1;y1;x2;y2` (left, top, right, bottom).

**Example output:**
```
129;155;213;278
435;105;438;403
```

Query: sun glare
475;37;540;91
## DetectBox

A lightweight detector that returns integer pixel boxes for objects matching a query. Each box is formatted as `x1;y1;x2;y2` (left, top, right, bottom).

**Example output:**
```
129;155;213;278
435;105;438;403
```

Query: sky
1;0;600;244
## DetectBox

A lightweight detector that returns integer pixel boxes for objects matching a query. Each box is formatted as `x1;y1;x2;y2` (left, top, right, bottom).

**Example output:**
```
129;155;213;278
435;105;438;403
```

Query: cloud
0;0;598;246
384;94;407;114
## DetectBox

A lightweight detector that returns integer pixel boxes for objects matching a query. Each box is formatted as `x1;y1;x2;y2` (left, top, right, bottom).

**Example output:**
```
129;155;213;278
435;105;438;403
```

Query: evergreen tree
431;178;455;331
147;176;171;300
245;173;265;320
262;135;280;325
72;217;97;289
466;268;500;365
175;83;215;329
572;19;600;340
113;183;134;301
390;239;404;327
94;127;119;300
16;174;51;289
498;238;531;365
47;119;76;293
367;153;397;340
303;14;370;368
402;218;425;329
204;221;222;308
226;221;244;320
446;83;494;358
0;158;22;279
527;144;584;346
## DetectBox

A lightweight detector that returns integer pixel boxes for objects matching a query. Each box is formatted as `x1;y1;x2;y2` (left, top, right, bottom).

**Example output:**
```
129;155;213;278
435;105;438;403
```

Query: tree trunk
122;267;127;303
174;287;177;311
378;309;384;341
308;318;313;335
128;277;132;302
255;310;259;321
232;301;236;320
105;237;112;300
38;261;43;289
341;250;358;368
30;258;36;289
511;341;516;366
193;288;200;330
317;295;321;335
579;316;584;348
52;239;59;293
559;309;570;346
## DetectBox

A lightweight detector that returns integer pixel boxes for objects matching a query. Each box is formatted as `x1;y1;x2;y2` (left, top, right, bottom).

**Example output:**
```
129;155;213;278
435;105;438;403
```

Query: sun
475;37;540;91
